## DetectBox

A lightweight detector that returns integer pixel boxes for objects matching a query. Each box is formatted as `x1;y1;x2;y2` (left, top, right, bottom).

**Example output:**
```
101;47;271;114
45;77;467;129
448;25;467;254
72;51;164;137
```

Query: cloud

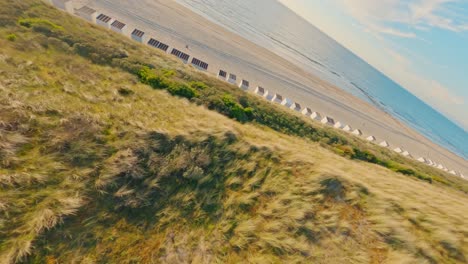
337;0;468;36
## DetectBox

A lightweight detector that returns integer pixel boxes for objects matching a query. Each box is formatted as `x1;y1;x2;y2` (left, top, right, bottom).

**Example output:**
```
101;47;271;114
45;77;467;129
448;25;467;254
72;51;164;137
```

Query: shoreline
66;0;467;176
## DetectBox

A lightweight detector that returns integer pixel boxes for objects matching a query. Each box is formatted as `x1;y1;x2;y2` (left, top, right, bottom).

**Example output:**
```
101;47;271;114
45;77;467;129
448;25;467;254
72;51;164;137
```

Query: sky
278;0;468;130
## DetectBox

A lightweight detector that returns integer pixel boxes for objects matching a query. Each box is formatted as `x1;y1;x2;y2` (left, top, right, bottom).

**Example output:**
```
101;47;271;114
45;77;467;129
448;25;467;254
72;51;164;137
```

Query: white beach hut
218;70;227;80
254;86;266;96
401;151;412;158
427;159;434;166
75;6;97;23
393;147;403;154
321;116;335;126
352;129;363;136
366;136;376;142
417;157;427;163
171;48;190;63
271;93;283;104
191;58;209;71
131;29;145;43
228;73;237;84
281;98;294;108
311;112;322;121
96;14;112;28
111;20;126;34
449;170;457;175
343;125;352;132
51;0;73;13
379;141;390;147
302;107;313;117
290;102;302;112
148;38;170;52
334;121;343;129
436;164;444;170
239;80;250;90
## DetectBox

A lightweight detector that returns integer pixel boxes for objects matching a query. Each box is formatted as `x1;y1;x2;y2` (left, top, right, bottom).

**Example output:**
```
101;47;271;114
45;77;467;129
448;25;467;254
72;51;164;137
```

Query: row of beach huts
48;0;466;180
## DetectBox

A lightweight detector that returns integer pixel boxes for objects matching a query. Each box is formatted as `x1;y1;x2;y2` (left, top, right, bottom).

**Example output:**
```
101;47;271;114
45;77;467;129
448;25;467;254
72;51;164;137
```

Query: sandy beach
70;0;467;176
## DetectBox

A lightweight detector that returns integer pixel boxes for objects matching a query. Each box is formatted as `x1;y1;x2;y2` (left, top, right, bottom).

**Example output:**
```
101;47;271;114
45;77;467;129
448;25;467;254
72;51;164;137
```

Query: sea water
175;0;468;160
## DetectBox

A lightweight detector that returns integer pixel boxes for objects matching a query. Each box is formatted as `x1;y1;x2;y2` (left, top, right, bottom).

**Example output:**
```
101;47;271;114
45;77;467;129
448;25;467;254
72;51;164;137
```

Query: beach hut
290;102;302;112
271;93;283;104
334;121;343;129
449;170;457;175
417;157;427;163
379;141;390;147
148;38;169;52
96;14;112;28
366;136;376;142
436;164;444;170
302;107;313;117
254;86;266;96
311;112;322;121
321;116;335;126
51;0;73;13
426;159;434;166
281;98;294;108
401;151;412;158
218;70;227;80
343;125;352;132
352;129;363;136
131;29;145;43
111;20;126;34
171;48;190;63
460;174;466;179
228;73;237;84
191;58;209;71
239;80;250;90
393;147;403;154
75;6;97;23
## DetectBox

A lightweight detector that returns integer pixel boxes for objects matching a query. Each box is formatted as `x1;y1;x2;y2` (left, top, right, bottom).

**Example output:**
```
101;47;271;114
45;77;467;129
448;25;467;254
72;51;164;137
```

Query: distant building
436;164;444;170
111;20;126;34
379;141;390;147
191;57;209;71
343;125;352;132
302;107;313;117
228;73;237;84
51;0;73;13
75;6;97;23
239;80;250;90
131;29;145;43
352;129;363;136
334;121;343;129
96;14;112;28
271;93;283;104
321;116;335;126
218;70;227;80
281;98;294;108
148;38;169;52
449;170;457;175
401;151;412;158
254;86;266;96
366;136;376;142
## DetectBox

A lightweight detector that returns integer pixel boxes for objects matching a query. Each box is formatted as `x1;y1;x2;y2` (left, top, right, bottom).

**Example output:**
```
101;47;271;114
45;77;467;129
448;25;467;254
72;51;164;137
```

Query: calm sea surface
176;0;468;159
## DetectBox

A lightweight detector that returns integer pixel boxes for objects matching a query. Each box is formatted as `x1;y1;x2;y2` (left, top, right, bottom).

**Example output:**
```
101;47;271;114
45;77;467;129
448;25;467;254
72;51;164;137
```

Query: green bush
6;33;16;41
137;66;170;89
167;83;198;99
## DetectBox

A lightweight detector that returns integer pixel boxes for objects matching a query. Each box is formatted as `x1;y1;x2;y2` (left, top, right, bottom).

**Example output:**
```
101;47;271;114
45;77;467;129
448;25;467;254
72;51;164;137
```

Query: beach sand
72;0;467;176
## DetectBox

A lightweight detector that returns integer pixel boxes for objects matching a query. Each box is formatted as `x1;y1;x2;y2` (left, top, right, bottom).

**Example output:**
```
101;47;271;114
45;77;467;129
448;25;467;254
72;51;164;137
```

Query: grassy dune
1;0;467;263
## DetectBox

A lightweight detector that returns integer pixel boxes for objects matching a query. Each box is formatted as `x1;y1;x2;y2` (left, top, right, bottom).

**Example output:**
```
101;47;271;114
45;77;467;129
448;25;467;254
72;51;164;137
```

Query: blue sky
278;0;468;130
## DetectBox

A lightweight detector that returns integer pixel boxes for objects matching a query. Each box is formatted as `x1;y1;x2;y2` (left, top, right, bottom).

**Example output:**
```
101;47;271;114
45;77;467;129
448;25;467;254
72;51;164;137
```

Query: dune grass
0;0;467;263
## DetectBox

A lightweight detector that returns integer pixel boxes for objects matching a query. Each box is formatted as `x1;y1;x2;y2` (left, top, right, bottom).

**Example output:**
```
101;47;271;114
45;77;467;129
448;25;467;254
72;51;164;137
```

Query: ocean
175;0;468;160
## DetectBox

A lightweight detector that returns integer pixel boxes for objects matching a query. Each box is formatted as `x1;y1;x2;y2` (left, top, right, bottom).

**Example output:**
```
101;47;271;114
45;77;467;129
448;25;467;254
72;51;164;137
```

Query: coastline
71;0;467;176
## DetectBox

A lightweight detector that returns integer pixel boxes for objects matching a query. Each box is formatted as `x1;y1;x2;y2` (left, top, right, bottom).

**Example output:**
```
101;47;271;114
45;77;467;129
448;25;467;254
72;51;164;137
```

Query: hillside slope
0;1;467;263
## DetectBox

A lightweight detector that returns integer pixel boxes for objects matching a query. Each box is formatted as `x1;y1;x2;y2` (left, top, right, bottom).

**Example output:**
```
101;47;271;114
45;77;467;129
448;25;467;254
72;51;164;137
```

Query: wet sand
70;0;467;176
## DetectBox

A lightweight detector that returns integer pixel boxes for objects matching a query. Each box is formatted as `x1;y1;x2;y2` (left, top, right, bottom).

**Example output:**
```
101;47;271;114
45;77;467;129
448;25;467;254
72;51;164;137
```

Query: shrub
6;33;16;41
167;83;198;99
189;81;208;90
137;66;170;89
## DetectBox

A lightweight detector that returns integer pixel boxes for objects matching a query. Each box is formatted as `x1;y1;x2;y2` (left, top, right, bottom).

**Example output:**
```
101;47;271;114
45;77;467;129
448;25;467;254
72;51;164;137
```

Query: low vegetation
1;0;467;263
